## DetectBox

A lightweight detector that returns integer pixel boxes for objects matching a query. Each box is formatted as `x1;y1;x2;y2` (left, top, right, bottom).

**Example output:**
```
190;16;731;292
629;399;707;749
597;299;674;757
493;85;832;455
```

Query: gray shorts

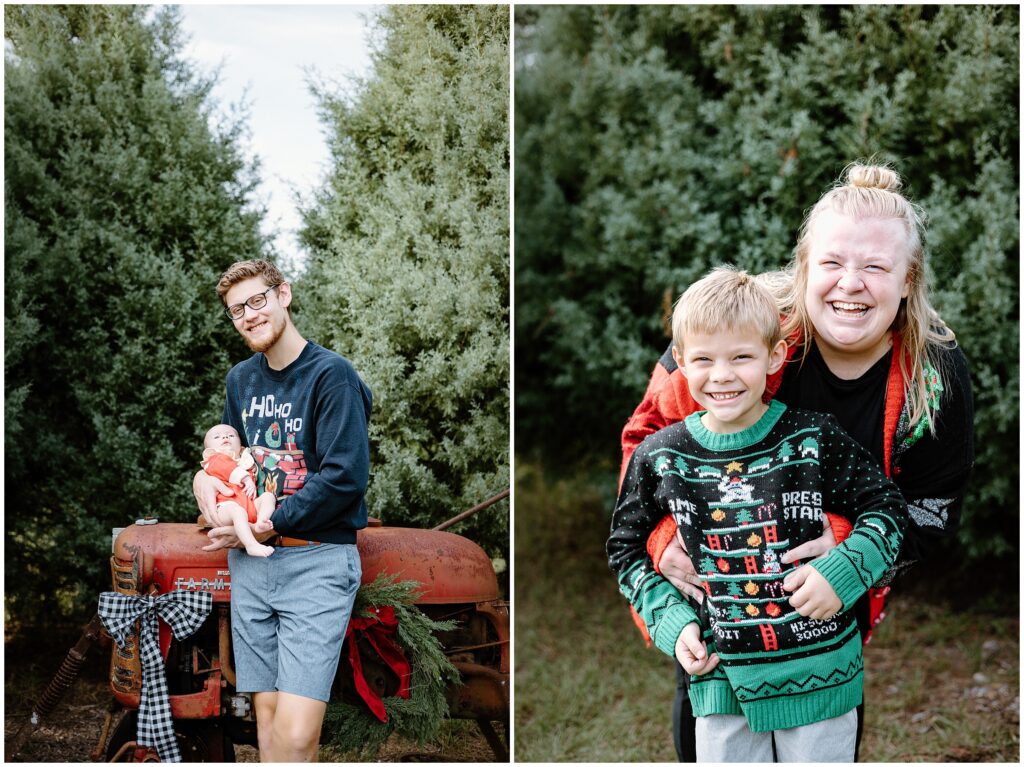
696;709;858;762
228;542;361;702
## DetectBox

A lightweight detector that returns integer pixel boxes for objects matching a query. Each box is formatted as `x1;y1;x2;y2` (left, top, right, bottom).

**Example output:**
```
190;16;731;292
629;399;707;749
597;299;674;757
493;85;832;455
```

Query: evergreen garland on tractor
322;574;461;756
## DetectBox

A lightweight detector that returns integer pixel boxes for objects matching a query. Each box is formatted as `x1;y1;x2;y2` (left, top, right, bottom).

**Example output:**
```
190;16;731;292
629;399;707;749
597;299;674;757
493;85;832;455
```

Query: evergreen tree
298;6;509;557
515;5;1018;565
5;5;269;625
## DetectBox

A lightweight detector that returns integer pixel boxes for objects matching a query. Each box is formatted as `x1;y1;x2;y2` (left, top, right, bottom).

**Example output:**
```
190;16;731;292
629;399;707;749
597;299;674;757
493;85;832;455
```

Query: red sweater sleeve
619;351;702;489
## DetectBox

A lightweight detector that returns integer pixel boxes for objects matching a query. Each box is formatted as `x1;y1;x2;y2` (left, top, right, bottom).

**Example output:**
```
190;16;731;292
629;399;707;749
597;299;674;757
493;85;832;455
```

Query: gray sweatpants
695;709;858;762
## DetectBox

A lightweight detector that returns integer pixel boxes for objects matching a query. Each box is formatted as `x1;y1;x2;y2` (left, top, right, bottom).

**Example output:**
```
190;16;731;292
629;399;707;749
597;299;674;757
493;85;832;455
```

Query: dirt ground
857;584;1020;762
4;633;502;763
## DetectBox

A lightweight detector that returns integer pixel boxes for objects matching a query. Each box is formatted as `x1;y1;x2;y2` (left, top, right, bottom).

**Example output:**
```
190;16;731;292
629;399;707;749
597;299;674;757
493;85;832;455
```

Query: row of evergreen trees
298;5;509;556
5;3;1016;623
515;5;1018;567
5;4;509;627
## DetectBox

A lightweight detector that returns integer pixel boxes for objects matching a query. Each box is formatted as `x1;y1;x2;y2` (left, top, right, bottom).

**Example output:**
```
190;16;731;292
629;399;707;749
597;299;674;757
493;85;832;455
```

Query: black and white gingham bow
98;590;213;762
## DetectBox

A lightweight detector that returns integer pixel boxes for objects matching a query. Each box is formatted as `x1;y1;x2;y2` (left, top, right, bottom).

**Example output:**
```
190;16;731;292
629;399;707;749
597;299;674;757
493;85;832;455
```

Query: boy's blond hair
672;266;783;355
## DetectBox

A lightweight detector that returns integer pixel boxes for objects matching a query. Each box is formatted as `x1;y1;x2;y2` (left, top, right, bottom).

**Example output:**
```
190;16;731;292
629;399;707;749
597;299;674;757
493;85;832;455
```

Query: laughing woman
619;163;975;761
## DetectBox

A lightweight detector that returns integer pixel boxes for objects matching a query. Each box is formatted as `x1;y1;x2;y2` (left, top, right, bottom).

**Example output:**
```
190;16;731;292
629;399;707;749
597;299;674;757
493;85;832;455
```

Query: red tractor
11;512;509;762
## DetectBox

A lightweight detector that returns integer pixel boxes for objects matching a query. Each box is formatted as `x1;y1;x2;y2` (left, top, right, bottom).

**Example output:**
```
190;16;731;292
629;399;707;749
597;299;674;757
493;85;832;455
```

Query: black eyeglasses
224;284;280;320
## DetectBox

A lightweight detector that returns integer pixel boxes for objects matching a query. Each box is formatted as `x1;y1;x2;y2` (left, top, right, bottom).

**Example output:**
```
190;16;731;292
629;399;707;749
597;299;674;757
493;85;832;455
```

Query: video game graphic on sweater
609;401;908;731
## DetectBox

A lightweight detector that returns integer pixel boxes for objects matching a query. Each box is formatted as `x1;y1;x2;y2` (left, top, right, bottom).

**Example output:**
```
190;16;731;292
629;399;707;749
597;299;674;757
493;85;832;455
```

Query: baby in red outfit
202;424;277;557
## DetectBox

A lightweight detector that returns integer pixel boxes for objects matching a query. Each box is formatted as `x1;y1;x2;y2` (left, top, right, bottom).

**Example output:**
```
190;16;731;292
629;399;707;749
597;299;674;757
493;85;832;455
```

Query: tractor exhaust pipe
431;489;510;532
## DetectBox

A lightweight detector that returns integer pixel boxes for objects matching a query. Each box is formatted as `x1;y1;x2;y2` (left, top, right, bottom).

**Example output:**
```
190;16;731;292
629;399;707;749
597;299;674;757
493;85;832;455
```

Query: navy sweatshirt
223;341;373;543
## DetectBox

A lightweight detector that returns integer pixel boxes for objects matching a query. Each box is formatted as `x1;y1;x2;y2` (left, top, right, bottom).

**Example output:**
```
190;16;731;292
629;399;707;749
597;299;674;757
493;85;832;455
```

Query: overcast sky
176;4;378;270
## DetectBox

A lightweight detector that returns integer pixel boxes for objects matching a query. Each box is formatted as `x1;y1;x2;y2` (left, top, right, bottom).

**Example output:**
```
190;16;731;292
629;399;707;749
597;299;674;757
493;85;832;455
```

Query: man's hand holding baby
202;523;276;552
193;470;234;528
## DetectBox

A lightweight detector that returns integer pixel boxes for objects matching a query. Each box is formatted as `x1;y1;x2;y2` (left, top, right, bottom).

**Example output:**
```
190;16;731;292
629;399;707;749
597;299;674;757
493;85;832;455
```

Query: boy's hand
241;474;257;499
674;622;720;676
783;565;842;620
660;534;704;601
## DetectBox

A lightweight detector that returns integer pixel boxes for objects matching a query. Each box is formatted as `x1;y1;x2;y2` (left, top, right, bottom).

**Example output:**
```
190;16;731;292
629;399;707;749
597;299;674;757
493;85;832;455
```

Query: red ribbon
345;605;412;722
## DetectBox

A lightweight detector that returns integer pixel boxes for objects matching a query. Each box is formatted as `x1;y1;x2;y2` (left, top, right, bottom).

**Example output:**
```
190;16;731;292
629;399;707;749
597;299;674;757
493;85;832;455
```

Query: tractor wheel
104;711;235;762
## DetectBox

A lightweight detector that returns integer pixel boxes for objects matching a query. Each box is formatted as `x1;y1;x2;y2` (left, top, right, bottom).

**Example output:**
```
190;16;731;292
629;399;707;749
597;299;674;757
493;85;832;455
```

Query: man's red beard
243;316;286;353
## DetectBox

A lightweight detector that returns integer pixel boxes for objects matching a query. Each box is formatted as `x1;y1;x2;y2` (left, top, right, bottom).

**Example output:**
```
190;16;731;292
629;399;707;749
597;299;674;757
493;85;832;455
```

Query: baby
202;424;277;557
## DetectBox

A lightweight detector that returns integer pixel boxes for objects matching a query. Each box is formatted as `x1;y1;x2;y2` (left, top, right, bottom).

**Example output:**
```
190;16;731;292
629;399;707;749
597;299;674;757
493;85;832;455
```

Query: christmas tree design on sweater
608;401;907;732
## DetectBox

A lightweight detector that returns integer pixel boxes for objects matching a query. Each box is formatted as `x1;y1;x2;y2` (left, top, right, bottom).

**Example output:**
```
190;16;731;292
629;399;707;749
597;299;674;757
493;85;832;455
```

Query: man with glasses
193;259;372;762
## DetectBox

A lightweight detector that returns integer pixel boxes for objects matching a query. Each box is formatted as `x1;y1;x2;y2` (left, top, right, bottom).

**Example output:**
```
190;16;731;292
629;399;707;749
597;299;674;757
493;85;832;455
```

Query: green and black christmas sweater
608;400;908;732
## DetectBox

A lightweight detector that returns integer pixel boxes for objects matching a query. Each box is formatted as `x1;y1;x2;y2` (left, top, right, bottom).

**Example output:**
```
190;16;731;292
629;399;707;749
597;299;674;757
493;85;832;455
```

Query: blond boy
608;267;908;761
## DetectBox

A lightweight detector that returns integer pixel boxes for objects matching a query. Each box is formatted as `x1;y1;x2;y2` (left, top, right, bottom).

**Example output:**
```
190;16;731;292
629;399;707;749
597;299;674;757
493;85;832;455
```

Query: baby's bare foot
246;543;274;558
253;519;274;533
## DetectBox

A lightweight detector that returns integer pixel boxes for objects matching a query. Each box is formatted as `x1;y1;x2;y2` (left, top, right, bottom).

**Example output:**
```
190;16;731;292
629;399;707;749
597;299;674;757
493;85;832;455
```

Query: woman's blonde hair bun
779;159;955;434
846;163;902;192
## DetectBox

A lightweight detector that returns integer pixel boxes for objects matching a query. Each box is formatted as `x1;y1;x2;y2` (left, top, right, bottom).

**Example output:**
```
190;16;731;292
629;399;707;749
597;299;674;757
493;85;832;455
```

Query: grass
860;597;1019;761
513;460;1019;762
514;461;678;761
